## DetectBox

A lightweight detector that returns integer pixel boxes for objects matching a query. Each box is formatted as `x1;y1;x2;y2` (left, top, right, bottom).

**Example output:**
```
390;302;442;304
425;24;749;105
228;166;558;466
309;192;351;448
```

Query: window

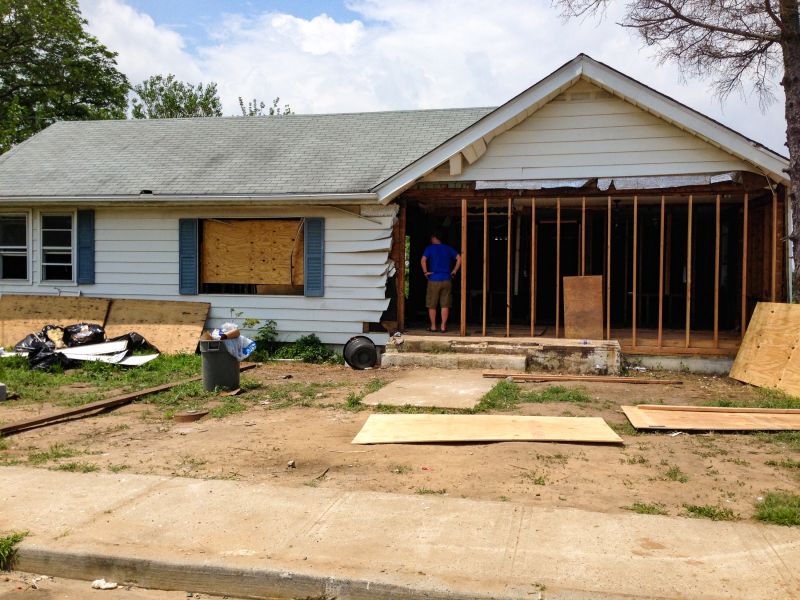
0;214;29;280
199;218;304;295
41;213;74;281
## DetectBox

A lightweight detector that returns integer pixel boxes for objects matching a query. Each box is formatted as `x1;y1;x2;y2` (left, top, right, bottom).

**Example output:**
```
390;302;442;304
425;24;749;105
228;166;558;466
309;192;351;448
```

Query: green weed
624;502;668;515
28;444;80;465
416;487;447;495
683;504;738;521
765;458;800;470
0;532;27;570
52;462;99;473
710;387;800;410
755;492;800;526
663;465;689;483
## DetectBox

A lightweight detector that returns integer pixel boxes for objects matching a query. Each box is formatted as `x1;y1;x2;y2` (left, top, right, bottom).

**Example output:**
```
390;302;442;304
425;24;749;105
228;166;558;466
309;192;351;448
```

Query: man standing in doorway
421;231;462;333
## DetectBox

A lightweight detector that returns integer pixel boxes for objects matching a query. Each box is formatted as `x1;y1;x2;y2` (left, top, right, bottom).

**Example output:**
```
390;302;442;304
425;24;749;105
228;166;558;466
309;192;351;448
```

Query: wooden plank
685;195;693;348
638;404;800;414
104;299;210;355
632;196;638;348
555;197;561;338
351;414;623;445
201;219;304;285
658;195;665;348
529;198;536;337
0;364;257;436
483;198;488;337
622;404;800;431
741;193;748;339
484;372;682;384
461;198;468;337
714;194;720;348
606;196;611;339
506;197;512;338
0;295;111;348
562;275;604;339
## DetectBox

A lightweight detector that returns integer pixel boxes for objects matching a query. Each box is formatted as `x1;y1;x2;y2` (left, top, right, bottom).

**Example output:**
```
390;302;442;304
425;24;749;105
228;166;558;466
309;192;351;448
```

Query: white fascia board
373;59;585;204
0;192;380;207
580;60;789;185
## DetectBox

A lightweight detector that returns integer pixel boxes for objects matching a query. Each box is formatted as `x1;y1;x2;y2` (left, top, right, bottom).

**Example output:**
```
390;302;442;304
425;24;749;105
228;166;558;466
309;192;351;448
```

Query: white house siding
0;203;395;346
423;79;754;182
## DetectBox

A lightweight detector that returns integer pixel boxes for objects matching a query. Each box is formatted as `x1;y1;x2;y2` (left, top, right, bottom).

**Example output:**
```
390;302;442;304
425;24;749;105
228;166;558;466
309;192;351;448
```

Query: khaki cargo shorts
426;280;452;308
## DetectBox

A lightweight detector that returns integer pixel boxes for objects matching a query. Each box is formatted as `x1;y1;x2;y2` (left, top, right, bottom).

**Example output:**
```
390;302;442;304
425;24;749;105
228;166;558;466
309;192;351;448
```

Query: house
0;55;790;358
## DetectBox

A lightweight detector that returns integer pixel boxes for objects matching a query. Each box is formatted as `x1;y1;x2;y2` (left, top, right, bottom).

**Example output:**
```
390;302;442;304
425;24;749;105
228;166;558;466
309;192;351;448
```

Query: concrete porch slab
362;369;495;409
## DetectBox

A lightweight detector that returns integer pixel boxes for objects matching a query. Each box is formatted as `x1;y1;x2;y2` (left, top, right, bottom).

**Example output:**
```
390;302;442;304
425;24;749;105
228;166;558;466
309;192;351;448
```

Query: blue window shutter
76;210;95;284
178;219;199;295
304;218;324;297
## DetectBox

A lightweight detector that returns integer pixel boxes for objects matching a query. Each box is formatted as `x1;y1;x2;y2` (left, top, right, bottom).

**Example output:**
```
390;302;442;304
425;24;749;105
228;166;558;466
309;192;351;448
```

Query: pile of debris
7;323;159;370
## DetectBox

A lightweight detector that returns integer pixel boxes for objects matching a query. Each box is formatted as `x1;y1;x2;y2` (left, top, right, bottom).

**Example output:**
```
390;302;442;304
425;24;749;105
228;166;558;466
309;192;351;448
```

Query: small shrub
755;492;800;526
624;502;668;515
0;532;27;571
274;334;339;364
683;504;738;521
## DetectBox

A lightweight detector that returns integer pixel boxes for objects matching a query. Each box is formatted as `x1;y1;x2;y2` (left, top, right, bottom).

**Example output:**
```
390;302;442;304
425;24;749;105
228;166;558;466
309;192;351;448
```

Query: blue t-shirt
423;243;458;281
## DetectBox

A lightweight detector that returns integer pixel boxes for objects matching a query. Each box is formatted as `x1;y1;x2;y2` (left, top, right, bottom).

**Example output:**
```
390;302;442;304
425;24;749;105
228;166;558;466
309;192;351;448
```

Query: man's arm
421;255;431;278
451;254;462;276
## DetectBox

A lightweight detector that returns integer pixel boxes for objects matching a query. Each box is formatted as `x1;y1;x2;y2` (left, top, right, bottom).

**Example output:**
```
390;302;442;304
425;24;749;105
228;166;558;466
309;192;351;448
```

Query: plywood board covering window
200;219;304;295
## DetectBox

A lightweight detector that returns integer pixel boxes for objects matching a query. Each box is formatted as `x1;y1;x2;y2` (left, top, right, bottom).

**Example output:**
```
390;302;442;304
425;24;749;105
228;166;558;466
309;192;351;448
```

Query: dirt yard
1;360;798;521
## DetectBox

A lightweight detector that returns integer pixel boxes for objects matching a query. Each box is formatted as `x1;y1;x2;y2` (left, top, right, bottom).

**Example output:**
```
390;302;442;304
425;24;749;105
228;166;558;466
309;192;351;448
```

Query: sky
78;0;788;153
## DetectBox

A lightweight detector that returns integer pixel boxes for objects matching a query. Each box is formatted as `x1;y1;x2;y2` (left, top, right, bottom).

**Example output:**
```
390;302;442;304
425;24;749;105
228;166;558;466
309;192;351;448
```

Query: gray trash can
199;340;240;391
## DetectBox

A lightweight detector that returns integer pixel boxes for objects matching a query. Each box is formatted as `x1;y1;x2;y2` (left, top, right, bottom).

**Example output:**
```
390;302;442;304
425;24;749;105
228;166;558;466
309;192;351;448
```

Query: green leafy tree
238;96;292;116
131;74;223;119
0;0;129;153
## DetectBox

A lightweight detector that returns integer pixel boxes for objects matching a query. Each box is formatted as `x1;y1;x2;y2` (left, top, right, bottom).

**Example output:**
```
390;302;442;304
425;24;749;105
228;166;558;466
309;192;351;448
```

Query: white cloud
79;0;787;151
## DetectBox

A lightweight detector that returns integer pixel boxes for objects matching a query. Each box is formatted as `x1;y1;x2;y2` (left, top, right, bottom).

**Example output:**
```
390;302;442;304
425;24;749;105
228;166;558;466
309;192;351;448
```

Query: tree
553;0;800;299
238;97;292;116
0;0;129;153
131;74;222;119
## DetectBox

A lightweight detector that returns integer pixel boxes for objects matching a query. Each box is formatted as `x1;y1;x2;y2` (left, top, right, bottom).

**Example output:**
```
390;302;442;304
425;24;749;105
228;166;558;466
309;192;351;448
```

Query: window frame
0;210;32;284
40;211;77;284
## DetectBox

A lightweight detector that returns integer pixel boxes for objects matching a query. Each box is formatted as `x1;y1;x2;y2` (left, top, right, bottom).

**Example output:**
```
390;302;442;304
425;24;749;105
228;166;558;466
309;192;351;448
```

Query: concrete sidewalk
1;466;798;600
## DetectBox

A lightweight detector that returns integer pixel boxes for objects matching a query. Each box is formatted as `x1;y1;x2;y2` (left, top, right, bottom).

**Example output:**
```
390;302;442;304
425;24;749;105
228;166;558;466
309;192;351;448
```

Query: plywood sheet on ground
202;219;304;285
362;369;493;409
103;299;209;354
0;295;110;348
562;276;603;339
352;414;623;444
622;405;800;431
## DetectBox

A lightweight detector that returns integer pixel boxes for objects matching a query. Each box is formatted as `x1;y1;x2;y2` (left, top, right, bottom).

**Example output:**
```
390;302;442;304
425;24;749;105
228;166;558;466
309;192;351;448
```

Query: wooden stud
742;193;749;338
556;197;561;338
506;197;512;337
581;196;586;276
530;197;536;337
714;193;720;348
397;204;407;332
482;198;488;337
632;196;638;348
606;196;612;340
658;195;665;348
461;198;468;337
686;195;693;348
771;189;778;301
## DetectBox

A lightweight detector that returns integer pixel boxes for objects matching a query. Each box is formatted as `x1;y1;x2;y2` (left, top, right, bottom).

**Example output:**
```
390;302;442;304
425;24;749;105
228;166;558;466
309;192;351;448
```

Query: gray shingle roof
0;108;495;198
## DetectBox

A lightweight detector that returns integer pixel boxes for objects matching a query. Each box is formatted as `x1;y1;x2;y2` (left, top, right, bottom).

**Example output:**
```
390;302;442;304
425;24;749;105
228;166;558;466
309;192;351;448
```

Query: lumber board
729;302;800;396
0;363;257;436
351;414;623;444
201;219;304;285
0;295;110;348
103;299;210;355
562;275;603;340
483;372;682;384
622;404;800;431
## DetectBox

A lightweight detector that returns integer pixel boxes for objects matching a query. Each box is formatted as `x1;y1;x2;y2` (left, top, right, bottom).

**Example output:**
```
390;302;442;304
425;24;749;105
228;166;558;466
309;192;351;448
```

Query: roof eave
0;192;381;206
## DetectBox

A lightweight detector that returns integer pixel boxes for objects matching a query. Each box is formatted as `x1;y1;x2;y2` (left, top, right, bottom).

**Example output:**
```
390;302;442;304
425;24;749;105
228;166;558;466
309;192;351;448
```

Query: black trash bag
14;331;52;353
63;322;106;347
27;345;72;371
108;331;157;352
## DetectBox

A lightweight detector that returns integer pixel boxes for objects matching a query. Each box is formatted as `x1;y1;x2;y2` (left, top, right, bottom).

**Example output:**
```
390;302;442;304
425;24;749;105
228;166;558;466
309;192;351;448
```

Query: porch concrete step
381;351;527;372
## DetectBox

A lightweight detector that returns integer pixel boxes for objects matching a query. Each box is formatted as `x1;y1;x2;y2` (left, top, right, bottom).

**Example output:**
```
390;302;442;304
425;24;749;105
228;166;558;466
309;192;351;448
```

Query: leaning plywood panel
352;414;623;444
103;299;210;354
622;405;800;431
730;302;800;395
0;295;110;348
562;276;604;339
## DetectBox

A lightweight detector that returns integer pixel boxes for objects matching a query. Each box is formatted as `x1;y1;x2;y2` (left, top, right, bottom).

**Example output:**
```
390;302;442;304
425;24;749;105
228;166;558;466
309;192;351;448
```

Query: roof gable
374;54;789;203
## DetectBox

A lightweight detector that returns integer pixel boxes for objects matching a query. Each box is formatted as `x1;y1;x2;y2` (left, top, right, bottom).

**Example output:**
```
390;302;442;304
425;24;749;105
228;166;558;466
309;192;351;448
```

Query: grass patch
473;382;590;413
520;471;548;485
610;422;640;437
753;431;800;451
624;502;668;515
108;464;129;473
265;382;341;410
363;378;388;394
755;492;800;526
0;436;7;452
416;487;447;495
765;458;800;470
28;444;80;465
663;465;689;483
683;504;738;521
0;532;27;571
709;387;800;410
52;461;99;473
